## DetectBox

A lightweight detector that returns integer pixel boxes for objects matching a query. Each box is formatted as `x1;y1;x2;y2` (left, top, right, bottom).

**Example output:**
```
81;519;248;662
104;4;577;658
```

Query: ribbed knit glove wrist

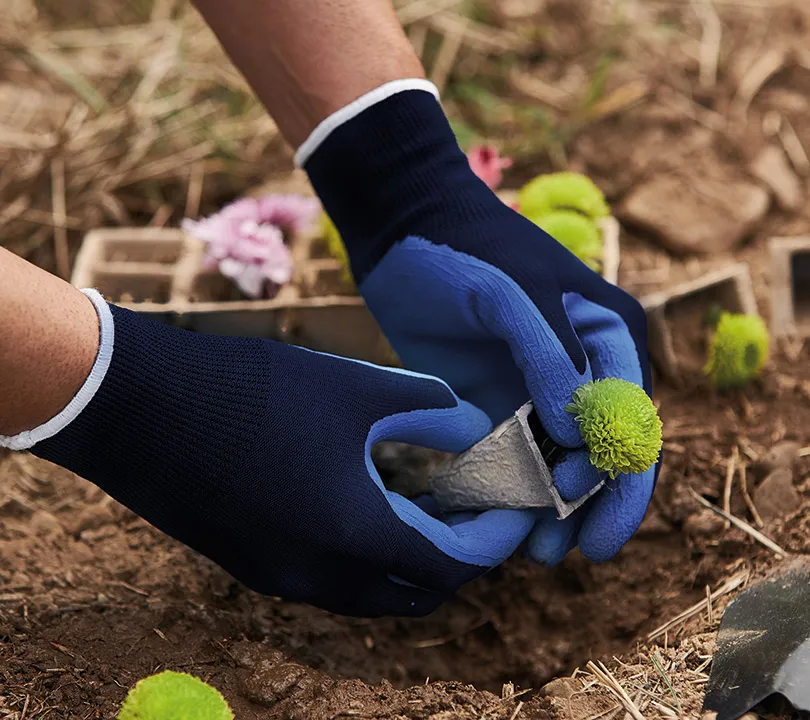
17;297;533;617
301;82;660;566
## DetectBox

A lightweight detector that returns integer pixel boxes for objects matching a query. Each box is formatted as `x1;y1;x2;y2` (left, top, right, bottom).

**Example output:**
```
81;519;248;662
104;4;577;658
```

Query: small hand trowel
424;401;604;519
703;559;810;719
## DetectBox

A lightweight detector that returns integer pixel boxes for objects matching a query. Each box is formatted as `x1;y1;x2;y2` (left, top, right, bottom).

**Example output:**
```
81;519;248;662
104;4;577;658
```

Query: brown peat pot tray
71;226;395;365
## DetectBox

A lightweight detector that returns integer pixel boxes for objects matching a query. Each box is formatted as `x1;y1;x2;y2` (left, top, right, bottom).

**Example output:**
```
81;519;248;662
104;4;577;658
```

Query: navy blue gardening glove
301;82;659;565
24;296;534;617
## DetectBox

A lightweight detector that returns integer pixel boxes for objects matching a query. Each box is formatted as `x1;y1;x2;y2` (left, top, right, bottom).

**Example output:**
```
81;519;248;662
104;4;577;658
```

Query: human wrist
0;289;111;449
301;85;500;282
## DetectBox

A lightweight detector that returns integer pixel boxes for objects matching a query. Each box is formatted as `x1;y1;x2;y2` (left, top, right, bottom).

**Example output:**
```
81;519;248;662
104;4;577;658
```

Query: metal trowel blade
703;559;810;720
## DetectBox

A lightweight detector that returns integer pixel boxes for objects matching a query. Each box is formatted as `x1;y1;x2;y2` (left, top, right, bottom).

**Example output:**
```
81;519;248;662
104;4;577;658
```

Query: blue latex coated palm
33;304;535;617
304;88;659;565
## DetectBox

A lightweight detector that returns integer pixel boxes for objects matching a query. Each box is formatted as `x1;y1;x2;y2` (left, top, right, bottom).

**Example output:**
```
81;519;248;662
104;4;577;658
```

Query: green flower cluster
320;212;354;285
118;671;233;720
518;172;609;272
566;378;662;479
704;312;769;390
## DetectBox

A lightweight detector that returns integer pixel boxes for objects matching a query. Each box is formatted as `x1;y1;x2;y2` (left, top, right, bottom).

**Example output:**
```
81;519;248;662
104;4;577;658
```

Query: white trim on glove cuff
0;289;114;450
293;78;440;168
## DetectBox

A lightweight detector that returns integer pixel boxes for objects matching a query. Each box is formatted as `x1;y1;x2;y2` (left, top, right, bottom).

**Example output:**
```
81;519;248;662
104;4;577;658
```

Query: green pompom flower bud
118;671;233;720
518;172;609;221
320;212;353;283
704;312;769;390
530;210;603;271
566;378;662;479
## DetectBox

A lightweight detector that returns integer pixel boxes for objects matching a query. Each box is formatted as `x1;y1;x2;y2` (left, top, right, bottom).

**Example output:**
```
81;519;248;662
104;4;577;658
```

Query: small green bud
566;378;662;479
530;210;603;271
704;312;769;390
518;172;609;221
320;212;353;283
118;670;234;720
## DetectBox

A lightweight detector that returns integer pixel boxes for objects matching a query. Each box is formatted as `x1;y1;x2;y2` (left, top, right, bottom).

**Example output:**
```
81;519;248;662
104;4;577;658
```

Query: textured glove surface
34;305;534;616
305;89;660;565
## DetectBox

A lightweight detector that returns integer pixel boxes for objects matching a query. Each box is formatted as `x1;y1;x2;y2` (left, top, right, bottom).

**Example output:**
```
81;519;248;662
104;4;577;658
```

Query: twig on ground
650;650;683;715
508;701;524;720
722;446;738;529
585;661;646;720
705;585;713;625
689;489;788;557
738;462;764;528
647;569;749;641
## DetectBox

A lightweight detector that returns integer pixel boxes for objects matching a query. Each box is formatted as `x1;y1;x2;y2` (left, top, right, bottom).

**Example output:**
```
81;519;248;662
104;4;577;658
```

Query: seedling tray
640;263;758;382
770;236;810;337
70;226;395;364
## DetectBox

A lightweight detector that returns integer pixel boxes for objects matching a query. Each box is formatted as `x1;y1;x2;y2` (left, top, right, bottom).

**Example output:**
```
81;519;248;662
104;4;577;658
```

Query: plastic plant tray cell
770;236;810;337
640;263;758;382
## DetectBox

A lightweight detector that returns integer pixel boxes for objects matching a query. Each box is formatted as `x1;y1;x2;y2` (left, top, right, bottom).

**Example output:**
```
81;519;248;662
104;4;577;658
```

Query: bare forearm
0;248;98;436
192;0;424;148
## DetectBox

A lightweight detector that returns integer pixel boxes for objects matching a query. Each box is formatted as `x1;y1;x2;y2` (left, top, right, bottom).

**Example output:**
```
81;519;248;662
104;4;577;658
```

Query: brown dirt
5;332;810;718
5;1;810;718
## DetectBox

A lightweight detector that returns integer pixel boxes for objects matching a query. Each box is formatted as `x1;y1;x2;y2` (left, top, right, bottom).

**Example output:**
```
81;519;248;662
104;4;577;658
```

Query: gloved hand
300;80;659;565
23;292;535;616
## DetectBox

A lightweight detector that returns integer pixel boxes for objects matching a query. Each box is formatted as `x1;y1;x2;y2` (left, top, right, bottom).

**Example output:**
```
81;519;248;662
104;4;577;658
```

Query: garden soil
5;286;810;718
5;1;810;718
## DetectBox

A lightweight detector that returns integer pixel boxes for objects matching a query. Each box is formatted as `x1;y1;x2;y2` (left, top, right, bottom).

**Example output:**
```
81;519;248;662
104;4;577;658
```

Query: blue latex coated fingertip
577;468;655;562
552;449;602;502
526;508;581;566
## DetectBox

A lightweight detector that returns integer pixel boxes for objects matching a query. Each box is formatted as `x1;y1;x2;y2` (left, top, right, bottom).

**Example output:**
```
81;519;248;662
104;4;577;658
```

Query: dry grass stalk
585;661;646;720
431;17;468;94
1;7;284;270
693;0;721;88
689;489;788;557
779;117;810;176
396;0;462;26
426;11;528;53
508;701;524;720
50;156;69;279
705;585;713;625
507;67;572;111
732;48;786;119
737;462;764;528
722;446;738;529
647;569;749;641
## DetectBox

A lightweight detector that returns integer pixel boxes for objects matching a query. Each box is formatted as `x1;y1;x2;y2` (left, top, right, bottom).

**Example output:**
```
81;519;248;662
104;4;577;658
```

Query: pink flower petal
467;144;511;190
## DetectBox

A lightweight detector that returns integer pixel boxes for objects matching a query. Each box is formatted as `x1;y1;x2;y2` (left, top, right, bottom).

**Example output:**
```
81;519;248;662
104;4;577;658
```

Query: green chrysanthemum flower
118;671;233;720
530;210;603;271
518;172;610;221
704;312;769;390
320;212;353;283
566;378;662;479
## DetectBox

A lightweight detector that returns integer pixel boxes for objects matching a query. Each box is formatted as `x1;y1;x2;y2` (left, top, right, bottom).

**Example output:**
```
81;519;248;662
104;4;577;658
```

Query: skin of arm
191;0;425;148
1;1;421;437
0;247;99;435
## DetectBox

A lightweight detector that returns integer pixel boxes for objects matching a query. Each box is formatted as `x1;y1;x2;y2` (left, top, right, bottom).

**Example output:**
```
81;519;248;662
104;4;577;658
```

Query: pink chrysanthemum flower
467;144;512;190
183;194;320;299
